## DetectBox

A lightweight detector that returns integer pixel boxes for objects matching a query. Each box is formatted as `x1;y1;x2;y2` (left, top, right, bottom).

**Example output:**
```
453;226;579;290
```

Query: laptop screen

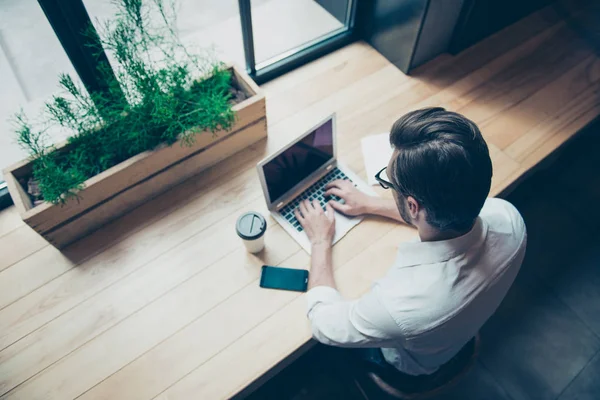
263;118;334;203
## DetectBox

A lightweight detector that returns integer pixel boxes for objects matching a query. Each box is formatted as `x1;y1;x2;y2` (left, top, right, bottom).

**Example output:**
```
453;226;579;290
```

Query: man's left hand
295;200;336;247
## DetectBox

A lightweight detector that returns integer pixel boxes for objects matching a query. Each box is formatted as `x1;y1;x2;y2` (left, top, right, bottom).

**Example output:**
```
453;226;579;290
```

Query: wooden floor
1;4;599;400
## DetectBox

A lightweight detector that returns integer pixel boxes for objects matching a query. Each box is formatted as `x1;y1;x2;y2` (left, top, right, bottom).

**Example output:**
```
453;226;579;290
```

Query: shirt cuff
306;286;343;316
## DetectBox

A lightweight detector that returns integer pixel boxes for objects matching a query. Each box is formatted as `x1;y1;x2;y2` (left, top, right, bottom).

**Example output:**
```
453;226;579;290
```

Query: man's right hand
324;179;375;216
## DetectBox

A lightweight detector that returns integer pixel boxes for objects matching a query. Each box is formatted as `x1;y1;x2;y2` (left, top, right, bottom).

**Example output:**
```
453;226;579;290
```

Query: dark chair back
355;335;480;400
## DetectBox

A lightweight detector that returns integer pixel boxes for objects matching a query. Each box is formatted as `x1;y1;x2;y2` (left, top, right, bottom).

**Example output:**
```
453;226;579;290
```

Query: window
0;0;359;181
251;0;349;66
243;0;356;82
83;0;357;83
0;0;84;179
83;0;247;70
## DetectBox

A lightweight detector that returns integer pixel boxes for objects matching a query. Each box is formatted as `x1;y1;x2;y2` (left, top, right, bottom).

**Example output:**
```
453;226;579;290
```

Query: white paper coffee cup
236;212;267;253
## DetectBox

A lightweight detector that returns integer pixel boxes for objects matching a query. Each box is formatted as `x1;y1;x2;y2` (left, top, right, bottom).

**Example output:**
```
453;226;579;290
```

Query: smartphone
260;265;309;292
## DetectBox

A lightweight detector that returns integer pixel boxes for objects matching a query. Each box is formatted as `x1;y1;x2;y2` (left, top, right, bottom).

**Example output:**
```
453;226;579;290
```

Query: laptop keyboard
280;167;352;232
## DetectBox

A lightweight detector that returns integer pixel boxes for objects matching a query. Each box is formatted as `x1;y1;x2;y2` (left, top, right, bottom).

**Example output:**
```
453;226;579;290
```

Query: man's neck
417;222;474;242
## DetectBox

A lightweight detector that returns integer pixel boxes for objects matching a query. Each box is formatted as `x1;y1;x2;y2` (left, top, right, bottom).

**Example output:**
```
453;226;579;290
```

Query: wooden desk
1;4;599;399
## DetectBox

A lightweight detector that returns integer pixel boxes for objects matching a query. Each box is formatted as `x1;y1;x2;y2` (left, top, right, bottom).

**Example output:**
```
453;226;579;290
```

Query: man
295;107;526;377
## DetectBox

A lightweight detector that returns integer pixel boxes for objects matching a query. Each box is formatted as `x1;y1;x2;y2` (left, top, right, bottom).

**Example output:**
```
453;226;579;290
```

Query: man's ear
406;196;420;219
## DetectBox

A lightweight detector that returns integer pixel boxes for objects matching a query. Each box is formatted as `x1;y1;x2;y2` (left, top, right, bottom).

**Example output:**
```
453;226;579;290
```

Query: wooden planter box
3;65;266;249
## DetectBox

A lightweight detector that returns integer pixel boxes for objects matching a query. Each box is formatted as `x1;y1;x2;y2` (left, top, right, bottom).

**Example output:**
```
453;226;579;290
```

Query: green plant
15;0;236;205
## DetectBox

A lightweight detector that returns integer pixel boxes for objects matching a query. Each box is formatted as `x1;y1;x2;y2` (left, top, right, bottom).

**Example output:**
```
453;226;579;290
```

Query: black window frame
238;0;359;84
37;0;124;105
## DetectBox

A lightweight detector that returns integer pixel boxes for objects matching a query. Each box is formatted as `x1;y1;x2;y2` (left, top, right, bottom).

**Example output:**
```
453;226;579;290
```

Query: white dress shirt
306;198;527;376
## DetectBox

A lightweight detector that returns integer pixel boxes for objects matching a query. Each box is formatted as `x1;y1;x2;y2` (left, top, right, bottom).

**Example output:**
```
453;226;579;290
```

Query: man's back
307;198;527;375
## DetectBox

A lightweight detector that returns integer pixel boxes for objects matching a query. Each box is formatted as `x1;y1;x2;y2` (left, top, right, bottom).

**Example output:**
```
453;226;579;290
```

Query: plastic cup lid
236;212;267;240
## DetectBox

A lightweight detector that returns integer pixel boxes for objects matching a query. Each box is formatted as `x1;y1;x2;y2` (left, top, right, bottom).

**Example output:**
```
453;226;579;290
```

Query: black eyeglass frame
374;166;418;204
375;166;395;190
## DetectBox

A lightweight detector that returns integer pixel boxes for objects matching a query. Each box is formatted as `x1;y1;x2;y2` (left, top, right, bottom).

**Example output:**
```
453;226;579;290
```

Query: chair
353;335;480;400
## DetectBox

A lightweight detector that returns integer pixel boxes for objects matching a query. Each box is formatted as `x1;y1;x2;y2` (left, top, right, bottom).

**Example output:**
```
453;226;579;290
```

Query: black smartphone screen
260;265;309;292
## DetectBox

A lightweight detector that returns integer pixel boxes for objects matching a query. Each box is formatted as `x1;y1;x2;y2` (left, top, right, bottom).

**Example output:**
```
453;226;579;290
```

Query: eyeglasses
375;166;420;205
375;167;395;190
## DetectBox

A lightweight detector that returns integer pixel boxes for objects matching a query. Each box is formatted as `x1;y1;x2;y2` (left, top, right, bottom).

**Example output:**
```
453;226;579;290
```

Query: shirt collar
396;217;488;267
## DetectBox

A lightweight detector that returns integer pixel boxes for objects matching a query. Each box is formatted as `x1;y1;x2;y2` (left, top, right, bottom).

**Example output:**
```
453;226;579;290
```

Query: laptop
257;114;376;253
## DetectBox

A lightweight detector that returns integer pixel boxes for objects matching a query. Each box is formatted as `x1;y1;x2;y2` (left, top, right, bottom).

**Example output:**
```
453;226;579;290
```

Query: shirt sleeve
306;285;402;348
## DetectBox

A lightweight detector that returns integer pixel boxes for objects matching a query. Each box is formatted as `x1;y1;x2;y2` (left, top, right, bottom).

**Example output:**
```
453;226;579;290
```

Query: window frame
238;0;359;84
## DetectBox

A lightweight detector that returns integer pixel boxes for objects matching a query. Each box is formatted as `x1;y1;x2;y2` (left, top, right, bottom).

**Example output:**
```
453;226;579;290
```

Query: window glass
251;0;350;66
0;0;83;179
83;0;246;68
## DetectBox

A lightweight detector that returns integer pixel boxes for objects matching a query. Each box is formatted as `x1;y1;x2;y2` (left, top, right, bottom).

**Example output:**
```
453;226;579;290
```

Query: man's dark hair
389;107;493;232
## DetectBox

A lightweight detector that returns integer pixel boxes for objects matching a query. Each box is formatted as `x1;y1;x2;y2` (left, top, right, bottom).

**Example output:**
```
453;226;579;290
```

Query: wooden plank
0;246;72;310
232;64;260;97
262;41;374;98
263;66;417;157
421;20;566;110
503;56;600;162
449;27;593;143
479;55;599;149
0;225;47;274
506;85;600;170
44;118;267;248
264;54;452;163
493;166;528;199
411;4;564;87
1;157;33;180
488;144;523;198
0;207;24;238
264;43;391;126
2;171;32;215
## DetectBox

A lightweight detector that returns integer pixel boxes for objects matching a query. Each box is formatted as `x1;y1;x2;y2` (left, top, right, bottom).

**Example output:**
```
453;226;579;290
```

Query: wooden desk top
1;4;599;399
